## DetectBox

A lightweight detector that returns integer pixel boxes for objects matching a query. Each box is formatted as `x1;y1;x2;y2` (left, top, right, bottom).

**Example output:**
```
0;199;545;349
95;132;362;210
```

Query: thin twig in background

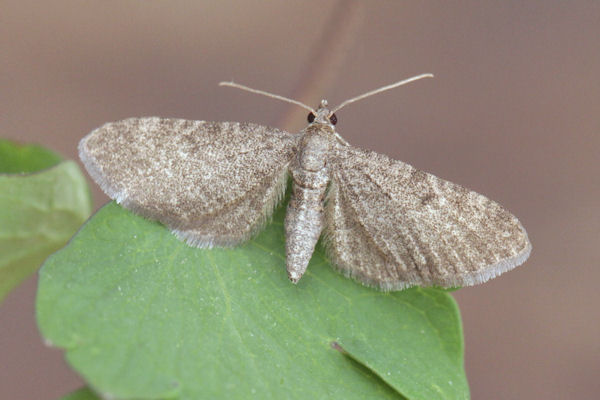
278;0;364;131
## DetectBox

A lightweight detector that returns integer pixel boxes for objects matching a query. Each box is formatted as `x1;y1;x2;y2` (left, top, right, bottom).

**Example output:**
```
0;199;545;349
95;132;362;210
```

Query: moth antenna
219;81;315;113
330;73;434;114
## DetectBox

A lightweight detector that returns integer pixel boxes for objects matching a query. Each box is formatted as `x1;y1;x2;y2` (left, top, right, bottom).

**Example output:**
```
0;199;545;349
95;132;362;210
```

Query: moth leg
334;132;350;146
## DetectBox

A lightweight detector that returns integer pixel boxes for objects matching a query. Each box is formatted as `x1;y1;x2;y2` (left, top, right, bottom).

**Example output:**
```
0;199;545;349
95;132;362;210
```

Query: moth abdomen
284;183;328;283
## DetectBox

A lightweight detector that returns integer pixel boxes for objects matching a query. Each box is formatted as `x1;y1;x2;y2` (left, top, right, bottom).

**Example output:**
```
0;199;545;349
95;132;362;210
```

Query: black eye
329;113;338;125
307;112;315;123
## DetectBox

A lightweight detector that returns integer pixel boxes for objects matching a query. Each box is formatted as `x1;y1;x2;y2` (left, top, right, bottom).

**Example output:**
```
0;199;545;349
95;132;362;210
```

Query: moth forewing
325;143;531;290
79;118;299;247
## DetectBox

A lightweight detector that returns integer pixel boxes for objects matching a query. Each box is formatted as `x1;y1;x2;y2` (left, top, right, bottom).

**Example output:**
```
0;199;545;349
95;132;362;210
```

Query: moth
79;74;531;290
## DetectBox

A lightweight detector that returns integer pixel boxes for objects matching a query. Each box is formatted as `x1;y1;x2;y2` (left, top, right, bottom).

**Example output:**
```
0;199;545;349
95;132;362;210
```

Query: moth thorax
298;133;330;172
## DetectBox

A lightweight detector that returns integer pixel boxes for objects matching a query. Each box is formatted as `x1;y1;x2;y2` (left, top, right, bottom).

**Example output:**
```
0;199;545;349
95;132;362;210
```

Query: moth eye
329;113;338;125
307;112;316;123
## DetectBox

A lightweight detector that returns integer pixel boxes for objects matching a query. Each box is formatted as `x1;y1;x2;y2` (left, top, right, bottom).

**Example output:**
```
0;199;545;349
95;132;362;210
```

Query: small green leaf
37;202;469;400
60;387;100;400
0;139;93;303
0;140;62;174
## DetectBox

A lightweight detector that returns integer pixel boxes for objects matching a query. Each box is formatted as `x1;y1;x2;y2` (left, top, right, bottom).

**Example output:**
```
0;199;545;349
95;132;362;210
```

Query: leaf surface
0;139;92;302
0;140;62;174
38;202;469;399
60;387;100;400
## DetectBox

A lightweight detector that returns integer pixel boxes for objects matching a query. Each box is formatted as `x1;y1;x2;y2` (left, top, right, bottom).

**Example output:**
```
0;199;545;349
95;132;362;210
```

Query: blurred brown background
1;1;599;399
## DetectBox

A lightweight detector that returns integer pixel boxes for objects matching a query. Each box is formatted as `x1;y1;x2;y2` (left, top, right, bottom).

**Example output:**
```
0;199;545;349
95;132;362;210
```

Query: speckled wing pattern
79;117;298;247
324;143;531;290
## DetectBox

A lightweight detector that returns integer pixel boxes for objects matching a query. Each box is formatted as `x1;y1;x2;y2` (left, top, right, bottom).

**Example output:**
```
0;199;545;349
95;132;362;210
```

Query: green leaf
37;202;469;400
60;387;100;400
0;139;92;303
0;140;62;174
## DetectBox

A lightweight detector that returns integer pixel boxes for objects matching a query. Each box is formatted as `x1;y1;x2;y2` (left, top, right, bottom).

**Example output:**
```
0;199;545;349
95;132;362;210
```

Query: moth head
307;99;338;126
